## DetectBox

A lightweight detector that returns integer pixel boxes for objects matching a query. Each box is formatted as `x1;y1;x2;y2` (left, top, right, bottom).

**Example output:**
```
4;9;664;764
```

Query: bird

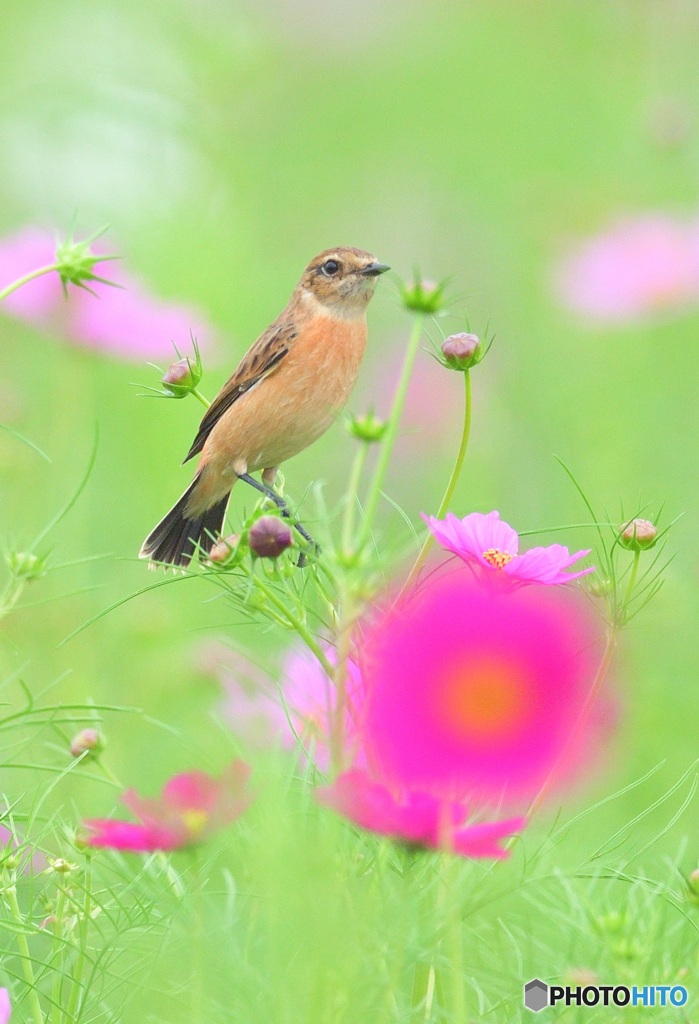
140;246;390;568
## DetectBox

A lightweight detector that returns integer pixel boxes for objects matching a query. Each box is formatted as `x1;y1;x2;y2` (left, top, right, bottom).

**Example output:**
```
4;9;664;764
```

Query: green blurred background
1;0;697;846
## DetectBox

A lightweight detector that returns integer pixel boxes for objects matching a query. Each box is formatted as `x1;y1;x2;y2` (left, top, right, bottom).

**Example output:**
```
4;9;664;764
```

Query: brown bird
140;247;389;568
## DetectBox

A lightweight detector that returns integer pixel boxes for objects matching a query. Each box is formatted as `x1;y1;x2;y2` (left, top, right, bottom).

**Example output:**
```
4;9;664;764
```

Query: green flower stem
66;855;92;1023
441;855;466;1023
403;368;472;594
190;848;205;1024
4;879;45;1024
50;886;67;1024
191;388;210;409
527;625;618;819
0;264;60;303
329;587;358;775
620;549;641;624
341;442;370;559
357;314;425;551
252;577;334;677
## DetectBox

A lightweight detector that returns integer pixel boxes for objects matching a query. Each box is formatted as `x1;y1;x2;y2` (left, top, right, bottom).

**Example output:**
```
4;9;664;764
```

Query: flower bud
69;728;104;760
48;857;77;874
248;516;293;558
161;355;203;398
400;275;448;314
440;332;482;370
6;550;48;581
208;534;241;565
619;518;658;551
346;411;388;443
54;225;118;295
588;577;612;598
689;868;699;895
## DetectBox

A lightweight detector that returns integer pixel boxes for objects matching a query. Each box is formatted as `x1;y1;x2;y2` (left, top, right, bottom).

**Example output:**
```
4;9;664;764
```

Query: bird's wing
183;320;297;463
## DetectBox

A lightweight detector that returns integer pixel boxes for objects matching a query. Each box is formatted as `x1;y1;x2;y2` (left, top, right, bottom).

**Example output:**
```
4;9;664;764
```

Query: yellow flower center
482;547;514;570
181;810;209;837
438;656;526;741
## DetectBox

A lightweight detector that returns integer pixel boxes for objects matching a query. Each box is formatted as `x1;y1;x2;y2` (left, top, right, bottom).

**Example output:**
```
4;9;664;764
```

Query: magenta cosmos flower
424;511;594;585
85;762;252;852
556;213;699;324
361;574;599;806
0;226;214;360
0;988;9;1024
317;771;525;859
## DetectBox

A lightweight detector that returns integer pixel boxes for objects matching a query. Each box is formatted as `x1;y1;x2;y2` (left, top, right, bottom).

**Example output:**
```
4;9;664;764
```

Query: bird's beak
361;262;391;276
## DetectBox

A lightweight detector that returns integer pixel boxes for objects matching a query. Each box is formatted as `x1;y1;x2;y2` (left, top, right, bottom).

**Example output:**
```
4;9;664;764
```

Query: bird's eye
321;259;340;276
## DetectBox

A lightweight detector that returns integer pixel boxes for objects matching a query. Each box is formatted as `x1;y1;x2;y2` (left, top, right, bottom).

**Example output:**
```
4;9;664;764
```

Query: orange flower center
182;809;209;837
482;547;514;570
438;656;527;741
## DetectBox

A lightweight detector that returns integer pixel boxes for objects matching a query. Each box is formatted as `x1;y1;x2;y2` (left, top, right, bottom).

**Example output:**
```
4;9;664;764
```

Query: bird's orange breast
203;312;367;479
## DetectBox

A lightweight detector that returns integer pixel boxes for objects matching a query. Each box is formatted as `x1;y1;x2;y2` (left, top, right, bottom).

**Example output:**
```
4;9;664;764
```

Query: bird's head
299;247;390;317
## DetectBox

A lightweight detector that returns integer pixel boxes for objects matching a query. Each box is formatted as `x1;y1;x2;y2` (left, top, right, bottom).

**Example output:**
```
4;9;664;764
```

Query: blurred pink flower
85;761;252;852
424;510;594;585
202;642;364;771
0;988;10;1024
317;770;525;859
282;646;365;771
361;574;599;806
0;226;214;360
556;214;699;324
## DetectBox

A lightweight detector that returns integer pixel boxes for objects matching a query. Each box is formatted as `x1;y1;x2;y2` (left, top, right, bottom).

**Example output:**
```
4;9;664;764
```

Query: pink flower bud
208;534;241;564
69;728;104;759
619;518;658;551
441;332;482;370
248;516;293;558
161;354;202;398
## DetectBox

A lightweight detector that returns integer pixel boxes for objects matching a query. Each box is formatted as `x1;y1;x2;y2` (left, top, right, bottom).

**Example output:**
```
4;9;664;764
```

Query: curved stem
0;264;60;303
357;314;425;550
191;388;210;409
402;369;472;594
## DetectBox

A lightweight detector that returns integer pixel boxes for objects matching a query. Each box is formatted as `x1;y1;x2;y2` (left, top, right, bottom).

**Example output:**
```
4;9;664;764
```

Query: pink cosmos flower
0;227;214;360
85;761;252;852
206;641;365;772
0;988;10;1024
423;511;594;585
317;771;526;859
556;213;699;324
360;574;599;806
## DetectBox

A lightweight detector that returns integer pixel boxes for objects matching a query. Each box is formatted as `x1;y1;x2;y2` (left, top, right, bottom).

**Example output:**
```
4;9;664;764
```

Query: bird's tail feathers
139;474;230;569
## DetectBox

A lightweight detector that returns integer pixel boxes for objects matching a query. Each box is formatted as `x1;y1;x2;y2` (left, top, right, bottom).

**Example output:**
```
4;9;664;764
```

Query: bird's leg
237;472;318;558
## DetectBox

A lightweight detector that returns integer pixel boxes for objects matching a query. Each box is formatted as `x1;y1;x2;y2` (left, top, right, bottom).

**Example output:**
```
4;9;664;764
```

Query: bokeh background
1;0;698;1014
